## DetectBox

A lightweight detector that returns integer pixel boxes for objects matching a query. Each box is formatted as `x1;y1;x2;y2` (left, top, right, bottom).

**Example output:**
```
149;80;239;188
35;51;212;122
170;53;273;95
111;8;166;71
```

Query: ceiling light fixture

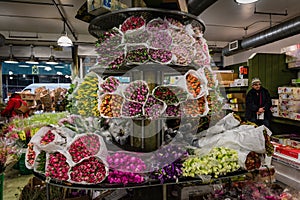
46;46;58;65
235;0;259;4
57;21;73;47
26;45;39;64
4;44;18;64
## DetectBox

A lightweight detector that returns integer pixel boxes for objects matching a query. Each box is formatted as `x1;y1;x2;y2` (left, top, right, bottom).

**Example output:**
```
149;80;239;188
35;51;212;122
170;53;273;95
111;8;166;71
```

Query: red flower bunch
68;134;100;163
46;152;70;181
40;130;55;145
121;16;145;33
70;157;107;184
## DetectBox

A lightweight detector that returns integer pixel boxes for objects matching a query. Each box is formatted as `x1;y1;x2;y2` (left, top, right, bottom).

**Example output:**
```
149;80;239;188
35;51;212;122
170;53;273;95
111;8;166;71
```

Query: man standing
245;78;272;127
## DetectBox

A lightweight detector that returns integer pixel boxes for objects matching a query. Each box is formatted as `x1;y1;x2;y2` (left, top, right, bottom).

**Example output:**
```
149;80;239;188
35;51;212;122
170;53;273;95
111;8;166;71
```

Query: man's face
252;82;261;90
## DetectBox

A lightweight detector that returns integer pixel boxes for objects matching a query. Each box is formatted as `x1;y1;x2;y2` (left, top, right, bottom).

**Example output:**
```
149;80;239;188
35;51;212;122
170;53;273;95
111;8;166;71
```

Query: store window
2;62;72;101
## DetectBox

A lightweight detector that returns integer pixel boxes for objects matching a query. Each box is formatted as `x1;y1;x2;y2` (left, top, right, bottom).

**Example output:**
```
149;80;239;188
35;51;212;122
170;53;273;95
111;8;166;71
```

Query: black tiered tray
88;7;206;38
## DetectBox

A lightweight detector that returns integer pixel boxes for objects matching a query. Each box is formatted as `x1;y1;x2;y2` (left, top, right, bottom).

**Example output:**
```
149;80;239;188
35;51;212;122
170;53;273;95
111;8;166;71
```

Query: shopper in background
245;78;272;127
1;93;29;120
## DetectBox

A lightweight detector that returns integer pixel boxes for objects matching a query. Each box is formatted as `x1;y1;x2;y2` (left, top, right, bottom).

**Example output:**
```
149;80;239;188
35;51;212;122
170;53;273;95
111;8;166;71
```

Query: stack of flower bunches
107;152;147;185
69;73;100;117
68;134;108;184
150;145;188;183
182;147;240;178
96;29;124;69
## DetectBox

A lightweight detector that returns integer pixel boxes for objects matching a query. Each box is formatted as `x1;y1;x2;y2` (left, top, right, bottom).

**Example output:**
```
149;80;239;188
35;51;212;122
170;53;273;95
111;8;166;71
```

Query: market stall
3;7;296;200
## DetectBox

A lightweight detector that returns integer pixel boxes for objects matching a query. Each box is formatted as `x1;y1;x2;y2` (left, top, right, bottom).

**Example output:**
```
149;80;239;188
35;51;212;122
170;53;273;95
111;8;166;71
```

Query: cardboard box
216;72;238;82
87;0;128;15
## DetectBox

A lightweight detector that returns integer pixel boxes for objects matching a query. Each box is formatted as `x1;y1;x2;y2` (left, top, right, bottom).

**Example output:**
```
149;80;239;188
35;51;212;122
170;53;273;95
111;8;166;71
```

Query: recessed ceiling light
235;0;259;4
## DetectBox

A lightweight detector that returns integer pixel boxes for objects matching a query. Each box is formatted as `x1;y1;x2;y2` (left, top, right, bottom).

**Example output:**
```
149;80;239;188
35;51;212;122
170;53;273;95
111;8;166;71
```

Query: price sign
239;66;248;78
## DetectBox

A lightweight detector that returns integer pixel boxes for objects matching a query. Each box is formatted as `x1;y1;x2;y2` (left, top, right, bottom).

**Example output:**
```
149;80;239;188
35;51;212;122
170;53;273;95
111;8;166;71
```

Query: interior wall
223;34;300;67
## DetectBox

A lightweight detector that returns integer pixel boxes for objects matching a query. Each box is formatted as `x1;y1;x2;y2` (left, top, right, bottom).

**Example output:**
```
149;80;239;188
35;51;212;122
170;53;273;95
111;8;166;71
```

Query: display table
33;170;252;200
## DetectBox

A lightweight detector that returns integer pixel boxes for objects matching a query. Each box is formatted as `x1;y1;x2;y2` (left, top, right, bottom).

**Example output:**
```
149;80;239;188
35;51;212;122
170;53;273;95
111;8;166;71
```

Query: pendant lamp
46;46;58;65
4;44;18;64
57;21;73;47
235;0;259;4
26;45;39;64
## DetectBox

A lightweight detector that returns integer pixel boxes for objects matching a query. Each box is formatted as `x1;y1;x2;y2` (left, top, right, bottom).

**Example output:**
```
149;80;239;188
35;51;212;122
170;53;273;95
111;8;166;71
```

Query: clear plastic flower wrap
126;44;149;64
176;69;208;99
67;133;107;164
45;150;72;181
122;80;149;103
69;156;108;184
143;94;166;119
171;45;195;66
99;93;124;118
163;104;183;117
165;17;184;30
99;76;121;94
193;37;211;66
202;65;218;89
183;96;209;117
68;72;101;117
25;142;37;169
153;85;188;105
148;48;173;64
95;29;125;69
148;31;172;50
169;28;195;46
30;126;67;152
146;17;169;31
120;16;146;33
121;100;144;118
96;46;126;69
124;29;150;44
34;150;47;173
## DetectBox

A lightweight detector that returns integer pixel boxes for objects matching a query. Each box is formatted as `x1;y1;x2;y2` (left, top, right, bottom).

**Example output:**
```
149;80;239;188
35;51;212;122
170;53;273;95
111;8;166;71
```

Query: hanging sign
32;65;39;74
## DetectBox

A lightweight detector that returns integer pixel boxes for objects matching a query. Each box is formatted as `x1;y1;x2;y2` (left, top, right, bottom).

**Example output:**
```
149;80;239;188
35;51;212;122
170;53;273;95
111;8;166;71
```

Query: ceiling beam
0;0;74;7
51;0;78;41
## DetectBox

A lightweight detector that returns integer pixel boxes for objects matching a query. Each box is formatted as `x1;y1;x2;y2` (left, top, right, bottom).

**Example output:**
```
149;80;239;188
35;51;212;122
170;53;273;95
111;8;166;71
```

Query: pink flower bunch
165;105;182;117
121;100;143;117
96;29;122;45
193;41;208;66
45;152;70;181
26;143;36;167
107;152;147;173
123;81;149;103
148;31;172;49
108;54;125;69
107;170;144;185
144;95;164;118
97;47;125;69
40;130;55;145
149;48;172;63
70;157;107;184
100;76;120;93
171;45;194;66
146;18;168;31
69;135;100;163
121;16;145;33
126;45;149;64
170;29;194;46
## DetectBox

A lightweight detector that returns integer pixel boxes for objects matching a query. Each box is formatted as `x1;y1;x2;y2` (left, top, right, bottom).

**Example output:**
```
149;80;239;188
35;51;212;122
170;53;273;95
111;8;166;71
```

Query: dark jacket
1;94;29;119
245;87;272;122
